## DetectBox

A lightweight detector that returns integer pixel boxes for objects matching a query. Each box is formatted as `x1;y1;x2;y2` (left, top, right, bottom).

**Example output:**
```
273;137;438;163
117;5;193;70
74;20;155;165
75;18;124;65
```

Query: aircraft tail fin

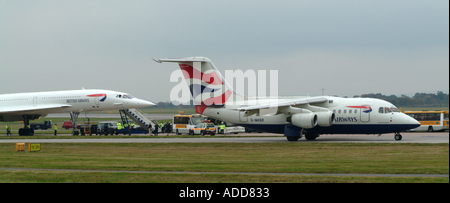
154;57;245;113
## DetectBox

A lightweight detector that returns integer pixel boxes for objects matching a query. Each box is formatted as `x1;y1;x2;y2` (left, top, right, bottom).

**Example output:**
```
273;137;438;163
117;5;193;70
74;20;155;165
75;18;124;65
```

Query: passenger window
349;110;352;114
338;110;341;114
343;110;347;114
355;110;358;114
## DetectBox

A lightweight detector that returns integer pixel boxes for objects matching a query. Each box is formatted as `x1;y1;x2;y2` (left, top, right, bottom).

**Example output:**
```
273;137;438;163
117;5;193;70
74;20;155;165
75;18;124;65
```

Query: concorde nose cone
138;99;156;108
131;99;156;108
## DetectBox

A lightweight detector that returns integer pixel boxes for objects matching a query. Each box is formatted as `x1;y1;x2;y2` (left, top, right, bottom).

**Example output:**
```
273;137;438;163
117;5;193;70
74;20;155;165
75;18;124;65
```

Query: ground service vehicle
204;118;246;134
404;110;449;132
173;114;206;135
80;123;98;136
62;121;81;129
189;121;216;136
30;121;53;130
96;121;118;135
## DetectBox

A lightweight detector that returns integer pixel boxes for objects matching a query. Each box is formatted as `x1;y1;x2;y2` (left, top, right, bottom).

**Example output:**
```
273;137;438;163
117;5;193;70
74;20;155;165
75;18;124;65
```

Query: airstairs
120;108;157;132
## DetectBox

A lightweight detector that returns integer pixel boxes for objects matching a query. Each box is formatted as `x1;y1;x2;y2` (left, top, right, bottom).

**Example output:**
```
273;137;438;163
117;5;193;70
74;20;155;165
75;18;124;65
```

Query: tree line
359;91;449;107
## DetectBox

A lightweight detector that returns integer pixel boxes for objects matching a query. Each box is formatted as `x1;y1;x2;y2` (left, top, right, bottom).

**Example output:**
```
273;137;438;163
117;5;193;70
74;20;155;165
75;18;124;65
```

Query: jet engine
316;111;335;127
291;113;317;129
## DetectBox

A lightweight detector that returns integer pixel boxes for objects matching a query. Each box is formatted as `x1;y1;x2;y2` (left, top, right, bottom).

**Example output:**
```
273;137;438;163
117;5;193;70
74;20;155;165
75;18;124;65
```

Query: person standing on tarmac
128;124;132;136
6;125;11;136
220;122;226;134
154;122;159;136
54;124;58;136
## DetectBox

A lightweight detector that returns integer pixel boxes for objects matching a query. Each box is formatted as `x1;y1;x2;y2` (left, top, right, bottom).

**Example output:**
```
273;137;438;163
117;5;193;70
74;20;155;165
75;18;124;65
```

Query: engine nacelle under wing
316;111;335;127
292;113;317;129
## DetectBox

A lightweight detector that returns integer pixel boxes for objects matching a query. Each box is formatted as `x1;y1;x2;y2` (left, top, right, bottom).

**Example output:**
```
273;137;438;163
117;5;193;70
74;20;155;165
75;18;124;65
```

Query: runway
0;132;448;144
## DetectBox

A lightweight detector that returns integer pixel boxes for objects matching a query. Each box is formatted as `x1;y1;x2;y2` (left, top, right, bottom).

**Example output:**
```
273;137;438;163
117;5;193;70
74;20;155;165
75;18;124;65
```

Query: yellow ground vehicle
172;114;206;135
189;121;216;136
404;110;449;132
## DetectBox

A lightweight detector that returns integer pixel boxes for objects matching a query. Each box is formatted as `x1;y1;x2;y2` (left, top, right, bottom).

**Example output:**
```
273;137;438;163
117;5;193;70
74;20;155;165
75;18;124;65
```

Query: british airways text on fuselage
334;117;358;123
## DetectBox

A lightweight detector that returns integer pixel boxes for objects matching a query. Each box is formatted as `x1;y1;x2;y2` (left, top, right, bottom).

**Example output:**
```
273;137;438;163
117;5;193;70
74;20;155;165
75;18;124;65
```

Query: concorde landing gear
18;115;38;136
70;112;81;135
394;132;403;141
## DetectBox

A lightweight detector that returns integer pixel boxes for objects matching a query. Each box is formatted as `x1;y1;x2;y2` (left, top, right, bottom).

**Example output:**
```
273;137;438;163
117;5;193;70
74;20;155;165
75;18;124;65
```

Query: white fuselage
0;89;154;121
202;96;420;135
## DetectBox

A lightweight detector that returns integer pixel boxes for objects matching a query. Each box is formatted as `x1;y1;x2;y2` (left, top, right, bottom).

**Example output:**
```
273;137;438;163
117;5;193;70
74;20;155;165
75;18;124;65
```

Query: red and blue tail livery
177;62;233;107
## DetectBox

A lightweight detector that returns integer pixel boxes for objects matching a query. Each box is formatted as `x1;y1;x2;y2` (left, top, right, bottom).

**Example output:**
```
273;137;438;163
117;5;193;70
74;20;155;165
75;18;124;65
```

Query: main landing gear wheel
19;128;34;136
18;115;37;136
286;136;300;141
394;133;402;141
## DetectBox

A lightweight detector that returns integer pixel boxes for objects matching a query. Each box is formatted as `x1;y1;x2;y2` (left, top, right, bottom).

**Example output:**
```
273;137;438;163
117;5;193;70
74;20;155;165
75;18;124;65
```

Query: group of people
152;121;172;135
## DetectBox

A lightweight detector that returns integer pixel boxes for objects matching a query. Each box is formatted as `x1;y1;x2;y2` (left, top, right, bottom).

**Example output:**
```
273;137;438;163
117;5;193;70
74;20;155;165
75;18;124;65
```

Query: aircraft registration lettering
66;99;90;103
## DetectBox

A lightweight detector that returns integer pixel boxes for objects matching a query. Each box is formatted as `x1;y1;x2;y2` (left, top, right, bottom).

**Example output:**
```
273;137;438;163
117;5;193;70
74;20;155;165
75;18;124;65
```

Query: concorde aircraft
154;57;421;141
0;89;155;135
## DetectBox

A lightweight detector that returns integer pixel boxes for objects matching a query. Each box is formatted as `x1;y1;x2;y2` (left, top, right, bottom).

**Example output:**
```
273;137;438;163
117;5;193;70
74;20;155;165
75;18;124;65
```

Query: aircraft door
33;97;38;107
239;111;248;122
360;105;372;122
239;106;248;122
95;97;100;106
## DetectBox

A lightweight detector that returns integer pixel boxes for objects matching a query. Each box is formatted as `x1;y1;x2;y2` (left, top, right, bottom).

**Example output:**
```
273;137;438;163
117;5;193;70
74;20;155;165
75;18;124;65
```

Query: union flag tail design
155;57;243;114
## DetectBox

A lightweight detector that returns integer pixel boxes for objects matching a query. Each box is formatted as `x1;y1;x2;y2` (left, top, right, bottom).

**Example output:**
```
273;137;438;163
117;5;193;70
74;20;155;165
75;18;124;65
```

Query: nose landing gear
394;132;403;141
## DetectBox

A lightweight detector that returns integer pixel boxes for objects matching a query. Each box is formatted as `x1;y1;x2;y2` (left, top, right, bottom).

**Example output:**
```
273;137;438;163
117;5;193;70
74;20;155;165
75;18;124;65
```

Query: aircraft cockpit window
390;107;401;113
379;107;384;114
116;95;122;98
384;107;392;113
123;94;135;99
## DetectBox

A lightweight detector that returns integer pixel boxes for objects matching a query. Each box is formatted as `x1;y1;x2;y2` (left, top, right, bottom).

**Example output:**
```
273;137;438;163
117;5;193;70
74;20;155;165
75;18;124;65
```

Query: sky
0;0;448;103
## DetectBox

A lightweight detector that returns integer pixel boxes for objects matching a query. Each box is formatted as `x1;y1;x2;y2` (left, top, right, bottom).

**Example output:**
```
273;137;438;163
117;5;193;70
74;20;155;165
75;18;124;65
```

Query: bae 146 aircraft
154;57;421;141
0;89;155;135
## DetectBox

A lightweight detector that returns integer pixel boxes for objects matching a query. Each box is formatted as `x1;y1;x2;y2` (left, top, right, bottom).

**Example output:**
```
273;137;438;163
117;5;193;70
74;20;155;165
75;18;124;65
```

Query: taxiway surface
0;132;447;144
